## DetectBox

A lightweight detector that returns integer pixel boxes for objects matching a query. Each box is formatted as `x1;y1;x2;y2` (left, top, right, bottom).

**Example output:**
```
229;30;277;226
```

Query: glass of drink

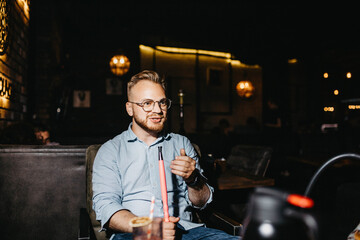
129;216;163;240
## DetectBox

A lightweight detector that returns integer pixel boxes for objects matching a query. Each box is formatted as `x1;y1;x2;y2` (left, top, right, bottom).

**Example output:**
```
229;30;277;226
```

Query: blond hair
127;70;166;98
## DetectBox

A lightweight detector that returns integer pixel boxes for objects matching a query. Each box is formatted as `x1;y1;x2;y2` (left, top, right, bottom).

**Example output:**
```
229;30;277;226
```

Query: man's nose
153;102;162;113
152;101;162;113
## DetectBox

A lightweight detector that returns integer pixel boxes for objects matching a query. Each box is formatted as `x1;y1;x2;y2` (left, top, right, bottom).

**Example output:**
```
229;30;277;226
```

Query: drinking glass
130;216;163;240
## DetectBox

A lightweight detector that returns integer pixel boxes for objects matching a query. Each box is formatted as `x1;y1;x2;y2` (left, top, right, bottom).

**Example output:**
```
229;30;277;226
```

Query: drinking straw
158;146;170;222
149;195;155;220
147;195;155;240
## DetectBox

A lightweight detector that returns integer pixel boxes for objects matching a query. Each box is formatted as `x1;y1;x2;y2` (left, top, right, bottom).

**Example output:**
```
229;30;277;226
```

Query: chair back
85;144;108;240
226;144;272;176
0;144;87;240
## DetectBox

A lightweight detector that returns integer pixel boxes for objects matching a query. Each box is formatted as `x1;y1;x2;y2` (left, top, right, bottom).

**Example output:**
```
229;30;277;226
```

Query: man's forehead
129;80;165;97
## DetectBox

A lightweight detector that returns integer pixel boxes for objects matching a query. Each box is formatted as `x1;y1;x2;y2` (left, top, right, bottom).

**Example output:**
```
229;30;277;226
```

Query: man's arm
109;210;180;240
92;143;131;231
108;210;136;232
186;170;211;207
170;148;211;207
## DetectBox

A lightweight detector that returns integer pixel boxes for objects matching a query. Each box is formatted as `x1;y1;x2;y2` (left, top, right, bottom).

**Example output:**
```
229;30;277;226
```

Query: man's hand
163;216;180;240
171;148;211;207
170;148;196;182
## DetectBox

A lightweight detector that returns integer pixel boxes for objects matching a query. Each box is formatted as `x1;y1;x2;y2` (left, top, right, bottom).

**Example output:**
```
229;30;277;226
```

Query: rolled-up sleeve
92;142;124;230
185;182;214;210
183;138;214;210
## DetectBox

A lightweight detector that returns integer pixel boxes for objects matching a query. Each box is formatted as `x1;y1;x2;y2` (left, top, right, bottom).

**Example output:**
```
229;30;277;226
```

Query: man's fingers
162;217;179;240
169;216;180;223
180;148;186;156
171;158;195;171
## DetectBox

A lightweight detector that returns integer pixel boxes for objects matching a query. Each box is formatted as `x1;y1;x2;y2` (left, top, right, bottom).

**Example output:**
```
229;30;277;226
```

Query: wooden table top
217;169;275;190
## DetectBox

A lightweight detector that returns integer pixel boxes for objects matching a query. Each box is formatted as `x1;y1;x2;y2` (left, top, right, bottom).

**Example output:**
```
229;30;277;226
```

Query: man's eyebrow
139;98;154;102
139;98;167;102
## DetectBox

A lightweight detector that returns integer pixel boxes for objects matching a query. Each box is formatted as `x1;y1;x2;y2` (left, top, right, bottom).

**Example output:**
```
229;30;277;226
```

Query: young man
92;70;240;240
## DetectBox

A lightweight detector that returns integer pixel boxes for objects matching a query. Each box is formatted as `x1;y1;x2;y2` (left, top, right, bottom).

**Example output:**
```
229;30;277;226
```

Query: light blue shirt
92;124;214;232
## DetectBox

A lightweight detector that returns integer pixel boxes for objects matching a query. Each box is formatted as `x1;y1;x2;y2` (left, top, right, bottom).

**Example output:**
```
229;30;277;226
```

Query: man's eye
143;101;153;106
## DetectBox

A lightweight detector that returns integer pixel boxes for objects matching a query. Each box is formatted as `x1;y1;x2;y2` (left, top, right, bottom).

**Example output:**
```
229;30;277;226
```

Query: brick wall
0;0;30;129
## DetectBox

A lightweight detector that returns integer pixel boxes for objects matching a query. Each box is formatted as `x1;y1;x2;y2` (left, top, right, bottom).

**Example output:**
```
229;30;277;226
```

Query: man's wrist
186;169;200;187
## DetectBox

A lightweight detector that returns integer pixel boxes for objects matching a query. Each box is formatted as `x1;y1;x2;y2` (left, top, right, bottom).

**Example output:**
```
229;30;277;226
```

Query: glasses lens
165;99;171;109
159;99;171;110
142;100;155;111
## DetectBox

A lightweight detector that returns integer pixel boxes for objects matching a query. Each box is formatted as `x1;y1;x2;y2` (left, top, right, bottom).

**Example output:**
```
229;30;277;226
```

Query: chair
0;144;88;240
78;144;107;240
226;144;273;177
78;144;243;239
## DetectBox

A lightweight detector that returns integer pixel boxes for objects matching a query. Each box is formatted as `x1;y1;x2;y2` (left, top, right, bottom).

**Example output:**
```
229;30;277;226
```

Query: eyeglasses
129;98;172;112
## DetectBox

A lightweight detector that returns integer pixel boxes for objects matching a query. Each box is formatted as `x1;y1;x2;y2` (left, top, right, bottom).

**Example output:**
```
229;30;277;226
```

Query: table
217;169;275;190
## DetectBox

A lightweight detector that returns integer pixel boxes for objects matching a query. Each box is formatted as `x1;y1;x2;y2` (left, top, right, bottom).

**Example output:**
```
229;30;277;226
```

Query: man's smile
148;115;163;123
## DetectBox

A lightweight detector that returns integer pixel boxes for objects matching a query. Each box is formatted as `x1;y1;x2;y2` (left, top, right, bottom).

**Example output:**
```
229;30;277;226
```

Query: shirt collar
125;123;171;143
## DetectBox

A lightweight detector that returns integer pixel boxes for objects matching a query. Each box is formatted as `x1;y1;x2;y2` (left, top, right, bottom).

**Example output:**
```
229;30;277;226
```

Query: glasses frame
129;98;172;112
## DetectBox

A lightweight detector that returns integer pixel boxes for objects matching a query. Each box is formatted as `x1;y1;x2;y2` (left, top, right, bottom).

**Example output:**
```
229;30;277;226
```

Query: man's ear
126;102;133;116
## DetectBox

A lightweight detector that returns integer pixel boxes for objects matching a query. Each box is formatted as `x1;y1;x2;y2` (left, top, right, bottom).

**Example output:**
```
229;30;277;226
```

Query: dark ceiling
28;0;360;80
33;1;360;66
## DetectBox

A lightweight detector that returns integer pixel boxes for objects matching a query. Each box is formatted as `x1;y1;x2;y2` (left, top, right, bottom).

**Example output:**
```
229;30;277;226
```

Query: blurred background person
34;123;59;145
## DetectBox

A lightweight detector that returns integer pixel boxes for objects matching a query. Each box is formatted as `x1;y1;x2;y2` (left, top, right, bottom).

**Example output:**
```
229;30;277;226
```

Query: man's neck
131;122;159;146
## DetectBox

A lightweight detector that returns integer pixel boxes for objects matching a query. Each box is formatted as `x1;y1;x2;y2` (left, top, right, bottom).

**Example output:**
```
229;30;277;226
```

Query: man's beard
133;114;166;134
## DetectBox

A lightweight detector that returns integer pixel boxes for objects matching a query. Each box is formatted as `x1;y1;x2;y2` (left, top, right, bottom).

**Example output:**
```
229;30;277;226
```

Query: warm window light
288;58;298;64
109;55;130;76
236;80;255;98
323;72;329;78
139;44;261;69
334;89;339;95
155;46;232;59
346;72;352;78
323;107;334;112
348;105;360;110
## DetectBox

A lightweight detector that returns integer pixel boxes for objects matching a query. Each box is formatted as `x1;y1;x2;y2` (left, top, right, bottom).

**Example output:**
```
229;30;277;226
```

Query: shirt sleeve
183;138;214;210
92;141;125;230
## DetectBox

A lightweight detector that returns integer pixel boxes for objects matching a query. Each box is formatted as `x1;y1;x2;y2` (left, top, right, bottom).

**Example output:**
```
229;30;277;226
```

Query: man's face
35;130;50;144
127;80;167;134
